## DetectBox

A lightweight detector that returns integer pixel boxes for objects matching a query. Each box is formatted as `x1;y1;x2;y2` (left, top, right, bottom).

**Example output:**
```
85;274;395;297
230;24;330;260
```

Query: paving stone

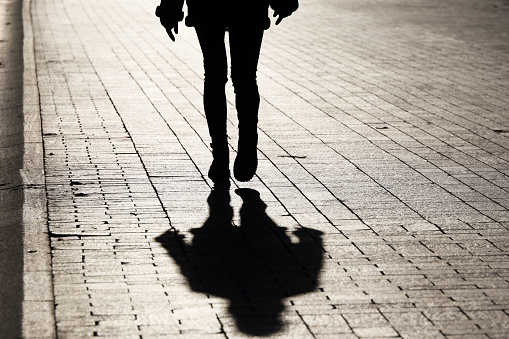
352;326;399;338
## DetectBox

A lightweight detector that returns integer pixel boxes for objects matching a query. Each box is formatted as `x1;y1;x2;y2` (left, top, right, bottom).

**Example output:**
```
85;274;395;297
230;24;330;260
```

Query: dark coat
185;0;271;29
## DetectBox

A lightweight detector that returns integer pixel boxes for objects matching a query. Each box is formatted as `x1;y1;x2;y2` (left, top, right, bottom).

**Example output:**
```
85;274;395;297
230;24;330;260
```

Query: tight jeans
195;25;264;149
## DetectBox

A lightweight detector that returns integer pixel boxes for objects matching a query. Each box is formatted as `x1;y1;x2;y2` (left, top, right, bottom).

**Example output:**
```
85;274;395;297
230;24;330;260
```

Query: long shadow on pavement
157;187;323;335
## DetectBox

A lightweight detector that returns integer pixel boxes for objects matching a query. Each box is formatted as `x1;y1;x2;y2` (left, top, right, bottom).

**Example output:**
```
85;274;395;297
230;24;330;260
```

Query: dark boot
208;142;230;186
231;71;260;182
233;129;257;182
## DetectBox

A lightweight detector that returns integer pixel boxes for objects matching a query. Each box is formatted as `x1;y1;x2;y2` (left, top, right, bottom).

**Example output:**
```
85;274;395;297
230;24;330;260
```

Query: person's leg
195;25;230;185
228;27;264;182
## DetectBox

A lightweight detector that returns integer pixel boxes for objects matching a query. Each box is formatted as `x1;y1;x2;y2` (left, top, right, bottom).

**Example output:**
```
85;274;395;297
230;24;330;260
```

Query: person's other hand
156;5;184;41
161;18;179;41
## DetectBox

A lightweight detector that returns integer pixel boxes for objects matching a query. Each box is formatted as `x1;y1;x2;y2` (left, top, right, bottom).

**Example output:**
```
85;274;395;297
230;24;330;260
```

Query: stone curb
21;0;56;337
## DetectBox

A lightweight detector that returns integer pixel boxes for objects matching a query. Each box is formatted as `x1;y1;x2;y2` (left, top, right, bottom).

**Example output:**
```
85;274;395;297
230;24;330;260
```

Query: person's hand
270;0;299;25
273;10;291;25
155;4;184;41
160;16;179;41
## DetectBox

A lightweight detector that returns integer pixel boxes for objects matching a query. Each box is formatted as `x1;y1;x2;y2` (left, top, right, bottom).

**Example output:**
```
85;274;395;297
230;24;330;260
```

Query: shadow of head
230;301;285;335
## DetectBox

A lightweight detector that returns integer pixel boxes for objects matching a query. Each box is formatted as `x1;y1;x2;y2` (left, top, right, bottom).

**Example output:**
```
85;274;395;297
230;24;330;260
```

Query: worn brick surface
27;0;509;337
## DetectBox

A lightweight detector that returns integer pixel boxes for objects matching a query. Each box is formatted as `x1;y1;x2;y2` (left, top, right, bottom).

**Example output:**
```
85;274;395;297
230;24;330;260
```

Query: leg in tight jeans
195;25;229;184
229;26;264;181
229;27;264;140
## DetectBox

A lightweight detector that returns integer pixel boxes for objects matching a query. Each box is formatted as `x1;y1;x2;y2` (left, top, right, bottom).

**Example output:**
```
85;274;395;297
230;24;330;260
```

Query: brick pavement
22;0;509;337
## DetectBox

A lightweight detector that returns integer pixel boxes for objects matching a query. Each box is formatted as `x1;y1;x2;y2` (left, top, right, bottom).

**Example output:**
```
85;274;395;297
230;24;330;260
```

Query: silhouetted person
156;0;299;185
156;188;323;335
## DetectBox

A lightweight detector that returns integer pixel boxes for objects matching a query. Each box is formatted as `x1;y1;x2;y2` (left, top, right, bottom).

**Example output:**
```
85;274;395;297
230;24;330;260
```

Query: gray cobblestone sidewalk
18;0;509;337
